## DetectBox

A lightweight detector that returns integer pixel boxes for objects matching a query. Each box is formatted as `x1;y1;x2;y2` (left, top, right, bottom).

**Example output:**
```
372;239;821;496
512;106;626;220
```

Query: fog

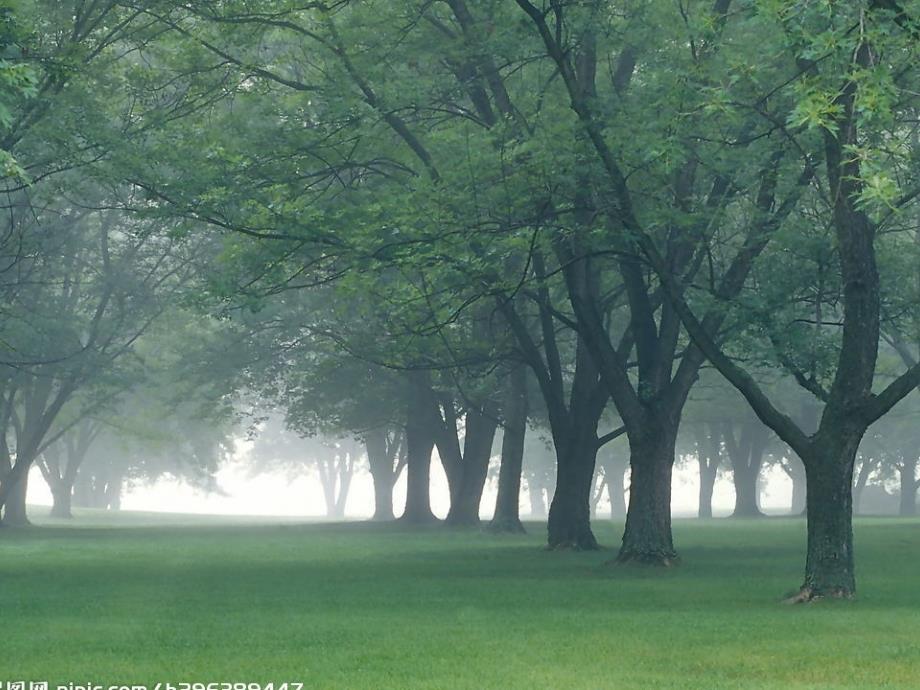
24;437;798;519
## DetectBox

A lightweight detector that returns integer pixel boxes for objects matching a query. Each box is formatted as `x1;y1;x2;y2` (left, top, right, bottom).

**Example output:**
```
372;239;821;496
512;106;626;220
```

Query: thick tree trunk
899;457;918;517
445;410;498;526
547;432;598;550
732;461;763;517
490;367;528;534
50;482;74;518
617;429;677;565
2;470;30;527
371;470;395;521
791;437;860;601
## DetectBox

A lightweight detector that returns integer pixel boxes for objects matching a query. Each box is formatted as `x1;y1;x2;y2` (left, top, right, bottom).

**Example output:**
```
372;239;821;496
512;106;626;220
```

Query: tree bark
792;436;859;600
490;366;528;533
547;429;599;550
617;428;677;565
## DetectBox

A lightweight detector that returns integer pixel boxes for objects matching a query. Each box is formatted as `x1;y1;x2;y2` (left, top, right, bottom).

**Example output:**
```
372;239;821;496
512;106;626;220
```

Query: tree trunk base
50;506;73;519
613;549;680;567
444;515;481;528
730;508;766;518
0;515;31;528
397;512;440;526
486;517;526;534
545;534;599;551
783;586;854;604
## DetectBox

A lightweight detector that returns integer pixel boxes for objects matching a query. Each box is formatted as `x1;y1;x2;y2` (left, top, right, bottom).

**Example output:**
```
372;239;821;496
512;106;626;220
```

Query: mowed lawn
2;513;920;689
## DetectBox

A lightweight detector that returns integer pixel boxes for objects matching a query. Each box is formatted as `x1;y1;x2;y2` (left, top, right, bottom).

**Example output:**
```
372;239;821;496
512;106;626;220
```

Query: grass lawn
2;512;920;689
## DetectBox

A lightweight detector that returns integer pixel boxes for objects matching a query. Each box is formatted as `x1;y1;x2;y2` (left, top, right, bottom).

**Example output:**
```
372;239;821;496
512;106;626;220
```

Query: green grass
2;511;920;689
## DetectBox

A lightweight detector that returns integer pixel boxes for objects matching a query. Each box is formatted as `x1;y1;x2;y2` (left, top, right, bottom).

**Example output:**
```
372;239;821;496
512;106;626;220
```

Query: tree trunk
899;457;918;517
445;410;498;526
607;457;627;519
547;432;598;550
365;429;396;521
732;461;763;517
698;462;717;519
50;482;74;518
786;456;807;516
616;429;677;565
1;470;30;527
401;374;438;524
727;421;767;518
490;367;528;534
527;478;547;518
105;472;123;511
791;437;860;601
371;468;395;521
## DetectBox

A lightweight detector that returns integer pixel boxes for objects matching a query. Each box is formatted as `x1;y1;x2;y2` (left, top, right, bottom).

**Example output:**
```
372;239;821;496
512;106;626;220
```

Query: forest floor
2;512;920;689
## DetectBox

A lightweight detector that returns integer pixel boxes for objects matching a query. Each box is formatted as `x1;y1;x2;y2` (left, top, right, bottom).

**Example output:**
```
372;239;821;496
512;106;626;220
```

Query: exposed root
782;586;855;604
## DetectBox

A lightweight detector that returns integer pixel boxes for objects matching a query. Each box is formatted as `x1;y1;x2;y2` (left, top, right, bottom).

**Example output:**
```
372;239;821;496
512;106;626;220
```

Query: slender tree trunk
607;456;627;519
527;478;547;518
899;457;918;517
490;367;528;533
105;472;123;511
787;456;807;516
698;462;717;519
852;456;875;516
696;425;721;519
617;428;677;565
1;470;30;526
547;431;598;549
